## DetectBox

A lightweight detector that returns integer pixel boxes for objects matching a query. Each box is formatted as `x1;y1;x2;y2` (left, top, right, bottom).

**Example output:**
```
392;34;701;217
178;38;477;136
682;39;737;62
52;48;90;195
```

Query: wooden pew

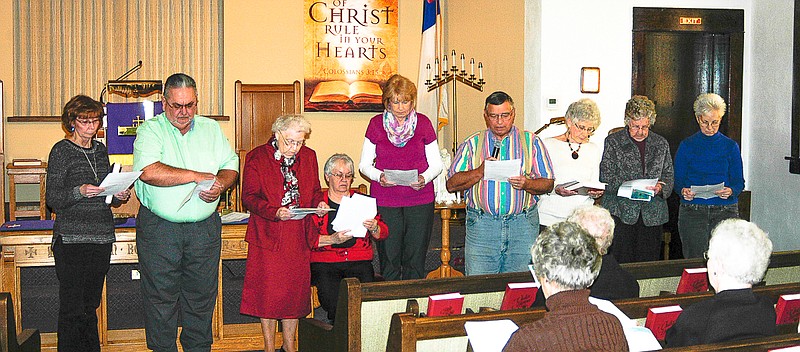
0;292;40;352
384;282;800;352
298;250;800;352
661;333;800;351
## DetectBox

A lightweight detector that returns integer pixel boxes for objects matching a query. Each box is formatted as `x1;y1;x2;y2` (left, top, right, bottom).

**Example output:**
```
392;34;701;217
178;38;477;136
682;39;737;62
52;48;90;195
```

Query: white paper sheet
483;159;522;182
178;179;216;210
690;182;725;199
331;193;377;238
98;171;142;196
465;319;519;352
383;169;419;186
617;178;658;201
589;297;662;351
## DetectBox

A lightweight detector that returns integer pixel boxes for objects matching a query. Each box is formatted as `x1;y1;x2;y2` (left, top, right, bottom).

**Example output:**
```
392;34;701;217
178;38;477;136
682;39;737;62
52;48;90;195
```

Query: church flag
416;0;449;131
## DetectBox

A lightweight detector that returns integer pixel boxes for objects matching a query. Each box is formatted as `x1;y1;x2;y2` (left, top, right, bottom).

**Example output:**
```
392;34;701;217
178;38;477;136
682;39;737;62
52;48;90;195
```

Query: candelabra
425;50;486;152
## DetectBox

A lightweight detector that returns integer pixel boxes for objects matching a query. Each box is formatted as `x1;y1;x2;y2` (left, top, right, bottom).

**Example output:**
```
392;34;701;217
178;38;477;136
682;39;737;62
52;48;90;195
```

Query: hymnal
308;80;382;104
500;282;540;310
426;292;464;317
775;293;800;325
561;180;607;196
12;159;43;166
676;267;709;294
645;305;683;340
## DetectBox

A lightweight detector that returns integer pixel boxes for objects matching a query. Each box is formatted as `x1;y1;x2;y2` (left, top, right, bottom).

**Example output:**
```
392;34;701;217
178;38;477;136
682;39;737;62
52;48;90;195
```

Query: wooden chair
6;162;48;220
0;292;40;352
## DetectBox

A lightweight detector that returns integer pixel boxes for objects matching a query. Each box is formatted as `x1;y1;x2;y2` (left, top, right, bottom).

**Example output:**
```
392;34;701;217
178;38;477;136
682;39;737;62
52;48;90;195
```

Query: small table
7;162;48;221
426;202;465;279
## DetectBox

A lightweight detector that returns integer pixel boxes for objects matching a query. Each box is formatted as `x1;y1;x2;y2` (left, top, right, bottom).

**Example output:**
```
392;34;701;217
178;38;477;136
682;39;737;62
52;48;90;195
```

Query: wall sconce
580;67;600;93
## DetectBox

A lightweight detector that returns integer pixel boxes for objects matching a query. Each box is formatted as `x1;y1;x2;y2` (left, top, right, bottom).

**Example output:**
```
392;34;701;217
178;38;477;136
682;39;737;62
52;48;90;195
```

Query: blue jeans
679;203;739;259
465;207;539;275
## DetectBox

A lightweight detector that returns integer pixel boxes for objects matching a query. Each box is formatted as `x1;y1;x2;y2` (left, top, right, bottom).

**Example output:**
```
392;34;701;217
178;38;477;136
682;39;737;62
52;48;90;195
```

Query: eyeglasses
279;131;305;149
75;118;102;126
628;124;650;132
573;123;596;134
330;173;354;180
703;251;710;260
698;119;721;128
486;111;513;120
166;100;197;111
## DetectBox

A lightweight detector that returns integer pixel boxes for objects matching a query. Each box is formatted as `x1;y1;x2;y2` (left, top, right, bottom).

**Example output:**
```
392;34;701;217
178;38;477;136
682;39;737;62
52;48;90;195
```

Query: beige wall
443;0;525;153
0;0;525;200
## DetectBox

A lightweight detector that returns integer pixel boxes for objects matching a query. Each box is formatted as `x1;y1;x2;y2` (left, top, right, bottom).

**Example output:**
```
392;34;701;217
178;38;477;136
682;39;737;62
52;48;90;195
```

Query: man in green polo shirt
133;73;239;352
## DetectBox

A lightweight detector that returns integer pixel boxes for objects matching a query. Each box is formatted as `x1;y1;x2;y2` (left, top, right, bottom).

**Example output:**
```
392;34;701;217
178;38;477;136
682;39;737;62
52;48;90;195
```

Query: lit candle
470;58;475;75
478;62;483;80
460;53;465;72
451;50;456;68
442;55;448;74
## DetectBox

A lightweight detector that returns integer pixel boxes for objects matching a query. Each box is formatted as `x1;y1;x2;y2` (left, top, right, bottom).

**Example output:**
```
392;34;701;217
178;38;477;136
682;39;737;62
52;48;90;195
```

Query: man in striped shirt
447;91;554;275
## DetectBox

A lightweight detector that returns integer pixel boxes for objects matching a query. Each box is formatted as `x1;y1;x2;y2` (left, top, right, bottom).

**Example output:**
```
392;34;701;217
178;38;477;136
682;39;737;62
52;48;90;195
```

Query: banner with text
304;0;398;112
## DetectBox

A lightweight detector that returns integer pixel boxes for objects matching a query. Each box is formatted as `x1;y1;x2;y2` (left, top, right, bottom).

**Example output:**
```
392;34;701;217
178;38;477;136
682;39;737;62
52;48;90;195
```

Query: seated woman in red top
311;153;389;323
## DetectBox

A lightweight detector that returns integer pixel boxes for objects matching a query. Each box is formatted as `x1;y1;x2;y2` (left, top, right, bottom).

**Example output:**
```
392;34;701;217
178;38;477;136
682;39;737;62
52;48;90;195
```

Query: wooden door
632;8;744;259
233;81;302;210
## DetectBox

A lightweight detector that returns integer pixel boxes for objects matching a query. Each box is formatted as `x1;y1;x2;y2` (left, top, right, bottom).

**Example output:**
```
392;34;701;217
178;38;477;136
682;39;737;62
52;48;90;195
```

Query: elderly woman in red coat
311;153;388;323
240;114;326;352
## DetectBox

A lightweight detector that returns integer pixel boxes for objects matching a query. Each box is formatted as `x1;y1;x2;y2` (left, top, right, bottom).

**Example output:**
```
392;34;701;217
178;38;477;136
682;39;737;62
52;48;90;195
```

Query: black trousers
609;215;662;263
376;202;435;280
136;206;221;352
53;236;112;352
310;260;374;322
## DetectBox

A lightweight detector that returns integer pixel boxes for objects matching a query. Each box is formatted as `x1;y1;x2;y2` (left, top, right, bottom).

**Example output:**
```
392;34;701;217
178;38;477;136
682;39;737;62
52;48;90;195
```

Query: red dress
240;141;323;319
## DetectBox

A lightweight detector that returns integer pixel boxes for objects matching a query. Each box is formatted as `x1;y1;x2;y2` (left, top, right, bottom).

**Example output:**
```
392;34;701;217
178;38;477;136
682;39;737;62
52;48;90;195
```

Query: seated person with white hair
569;205;639;300
665;219;776;347
532;205;639;306
504;222;628;352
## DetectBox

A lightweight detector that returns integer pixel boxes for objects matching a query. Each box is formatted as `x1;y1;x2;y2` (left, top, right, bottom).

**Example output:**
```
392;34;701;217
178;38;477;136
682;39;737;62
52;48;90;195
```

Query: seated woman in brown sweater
504;222;628;352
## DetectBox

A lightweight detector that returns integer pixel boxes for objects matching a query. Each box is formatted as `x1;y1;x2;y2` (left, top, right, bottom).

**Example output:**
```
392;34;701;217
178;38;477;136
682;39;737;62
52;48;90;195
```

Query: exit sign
680;17;702;25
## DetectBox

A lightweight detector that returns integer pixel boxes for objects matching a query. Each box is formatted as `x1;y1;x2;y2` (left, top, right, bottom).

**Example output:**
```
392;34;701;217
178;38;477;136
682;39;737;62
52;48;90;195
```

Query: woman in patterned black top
45;95;130;352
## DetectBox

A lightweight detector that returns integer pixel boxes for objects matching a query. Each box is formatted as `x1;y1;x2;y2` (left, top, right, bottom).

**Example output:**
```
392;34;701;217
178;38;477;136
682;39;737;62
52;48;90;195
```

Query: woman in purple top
359;74;442;280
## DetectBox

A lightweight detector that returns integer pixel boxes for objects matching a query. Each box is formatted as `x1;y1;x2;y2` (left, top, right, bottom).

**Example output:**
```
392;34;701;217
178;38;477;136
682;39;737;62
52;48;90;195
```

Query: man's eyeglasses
330;173;354;180
75;118;102;126
486;111;513;120
166;101;197;111
629;124;650;132
279;132;305;149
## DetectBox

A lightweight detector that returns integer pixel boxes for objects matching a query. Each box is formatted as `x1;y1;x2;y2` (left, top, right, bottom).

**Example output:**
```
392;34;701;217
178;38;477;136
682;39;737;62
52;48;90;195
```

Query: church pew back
384;282;800;352
299;250;800;352
660;333;800;351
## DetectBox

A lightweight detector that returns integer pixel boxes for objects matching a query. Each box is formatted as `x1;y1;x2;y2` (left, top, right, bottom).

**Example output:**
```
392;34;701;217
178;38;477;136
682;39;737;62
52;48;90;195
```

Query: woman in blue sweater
674;93;744;259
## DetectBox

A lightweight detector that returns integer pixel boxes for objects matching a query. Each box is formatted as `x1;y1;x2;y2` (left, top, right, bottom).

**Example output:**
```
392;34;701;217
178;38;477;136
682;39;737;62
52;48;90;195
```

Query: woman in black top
665;219;776;347
45;95;130;352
